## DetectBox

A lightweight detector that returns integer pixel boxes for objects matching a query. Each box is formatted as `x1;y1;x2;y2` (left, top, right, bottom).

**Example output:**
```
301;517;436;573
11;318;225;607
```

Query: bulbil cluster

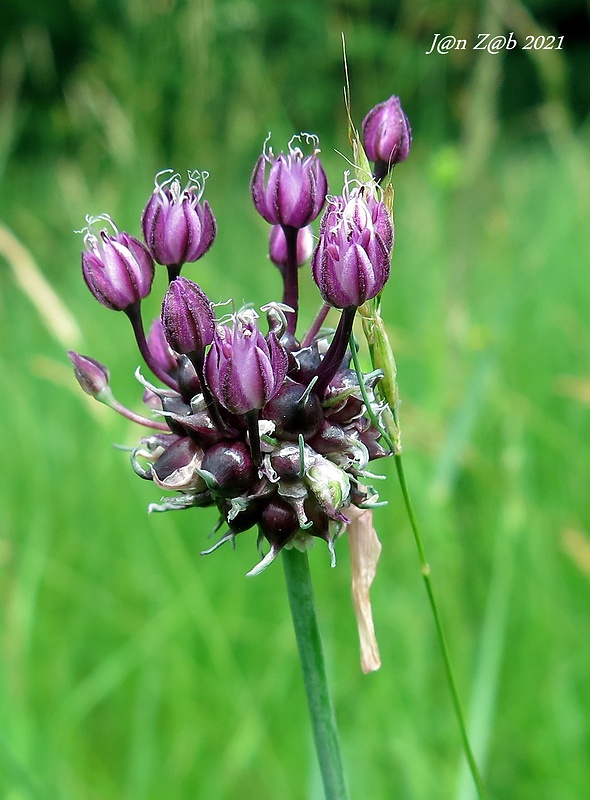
70;97;411;576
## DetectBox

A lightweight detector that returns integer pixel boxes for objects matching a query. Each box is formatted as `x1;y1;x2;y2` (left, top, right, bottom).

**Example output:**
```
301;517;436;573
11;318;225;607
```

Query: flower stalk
282;547;349;800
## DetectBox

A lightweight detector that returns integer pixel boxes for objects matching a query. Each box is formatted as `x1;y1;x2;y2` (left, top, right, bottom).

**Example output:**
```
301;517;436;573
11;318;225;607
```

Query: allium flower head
142;169;217;268
204;308;288;414
311;181;393;308
250;134;328;228
362;95;412;178
80;215;154;311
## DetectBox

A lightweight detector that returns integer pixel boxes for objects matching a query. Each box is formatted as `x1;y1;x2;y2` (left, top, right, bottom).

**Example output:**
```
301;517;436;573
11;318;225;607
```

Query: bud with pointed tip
68;351;111;399
147;317;178;375
161;276;216;355
362;95;412;180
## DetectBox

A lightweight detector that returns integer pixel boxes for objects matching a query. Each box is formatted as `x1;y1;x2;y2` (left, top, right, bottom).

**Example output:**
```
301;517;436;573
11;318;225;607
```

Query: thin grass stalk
394;455;487;800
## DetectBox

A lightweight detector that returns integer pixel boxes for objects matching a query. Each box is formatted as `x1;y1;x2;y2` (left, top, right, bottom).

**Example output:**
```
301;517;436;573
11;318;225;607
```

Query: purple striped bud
80;215;154;311
147;317;178;375
161;276;216;354
204;308;288;415
311;187;393;308
142;170;217;268
68;351;110;398
269;224;314;269
250;134;327;228
362;95;412;179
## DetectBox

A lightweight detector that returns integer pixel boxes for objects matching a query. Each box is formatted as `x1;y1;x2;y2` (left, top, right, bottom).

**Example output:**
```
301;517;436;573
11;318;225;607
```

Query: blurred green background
1;0;589;798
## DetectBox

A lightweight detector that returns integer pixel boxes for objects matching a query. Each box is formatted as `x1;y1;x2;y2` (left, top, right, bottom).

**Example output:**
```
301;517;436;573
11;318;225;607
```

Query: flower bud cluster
72;94;411;576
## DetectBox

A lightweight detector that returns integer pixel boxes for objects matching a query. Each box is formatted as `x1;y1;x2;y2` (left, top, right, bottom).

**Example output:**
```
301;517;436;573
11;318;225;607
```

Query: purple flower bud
204;308;288;415
311;188;392;308
161;276;216;354
80;215;154;311
268;224;314;269
142;170;217;267
362;95;412;176
147;317;178;375
250;134;327;228
68;351;110;398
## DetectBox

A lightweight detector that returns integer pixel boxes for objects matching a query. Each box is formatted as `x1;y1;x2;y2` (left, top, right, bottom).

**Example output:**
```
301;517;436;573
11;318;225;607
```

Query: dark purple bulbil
74;96;411;574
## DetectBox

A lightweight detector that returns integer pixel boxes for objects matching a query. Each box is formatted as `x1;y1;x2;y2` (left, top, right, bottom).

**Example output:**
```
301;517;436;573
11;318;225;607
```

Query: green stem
394;454;487;800
282;548;349;800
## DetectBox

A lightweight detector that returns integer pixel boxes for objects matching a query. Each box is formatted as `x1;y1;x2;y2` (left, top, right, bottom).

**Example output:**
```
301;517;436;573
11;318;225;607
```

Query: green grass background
1;1;590;798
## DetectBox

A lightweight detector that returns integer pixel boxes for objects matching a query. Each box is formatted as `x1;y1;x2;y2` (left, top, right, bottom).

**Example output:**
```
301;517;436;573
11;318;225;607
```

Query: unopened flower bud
80;216;154;311
161;276;216;355
362;95;412;179
269;225;314;269
68;351;111;399
251;134;327;228
147;317;178;375
142;170;217;268
311;188;392;309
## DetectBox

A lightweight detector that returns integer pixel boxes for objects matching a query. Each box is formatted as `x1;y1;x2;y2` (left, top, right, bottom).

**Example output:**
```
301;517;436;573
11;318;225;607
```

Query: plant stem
301;303;331;348
282;548;349;800
394;454;487;800
125;302;179;391
313;306;356;397
282;225;300;335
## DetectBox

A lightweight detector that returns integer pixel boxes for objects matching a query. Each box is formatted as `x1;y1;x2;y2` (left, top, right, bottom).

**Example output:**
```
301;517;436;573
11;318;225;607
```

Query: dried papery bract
346;505;382;673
